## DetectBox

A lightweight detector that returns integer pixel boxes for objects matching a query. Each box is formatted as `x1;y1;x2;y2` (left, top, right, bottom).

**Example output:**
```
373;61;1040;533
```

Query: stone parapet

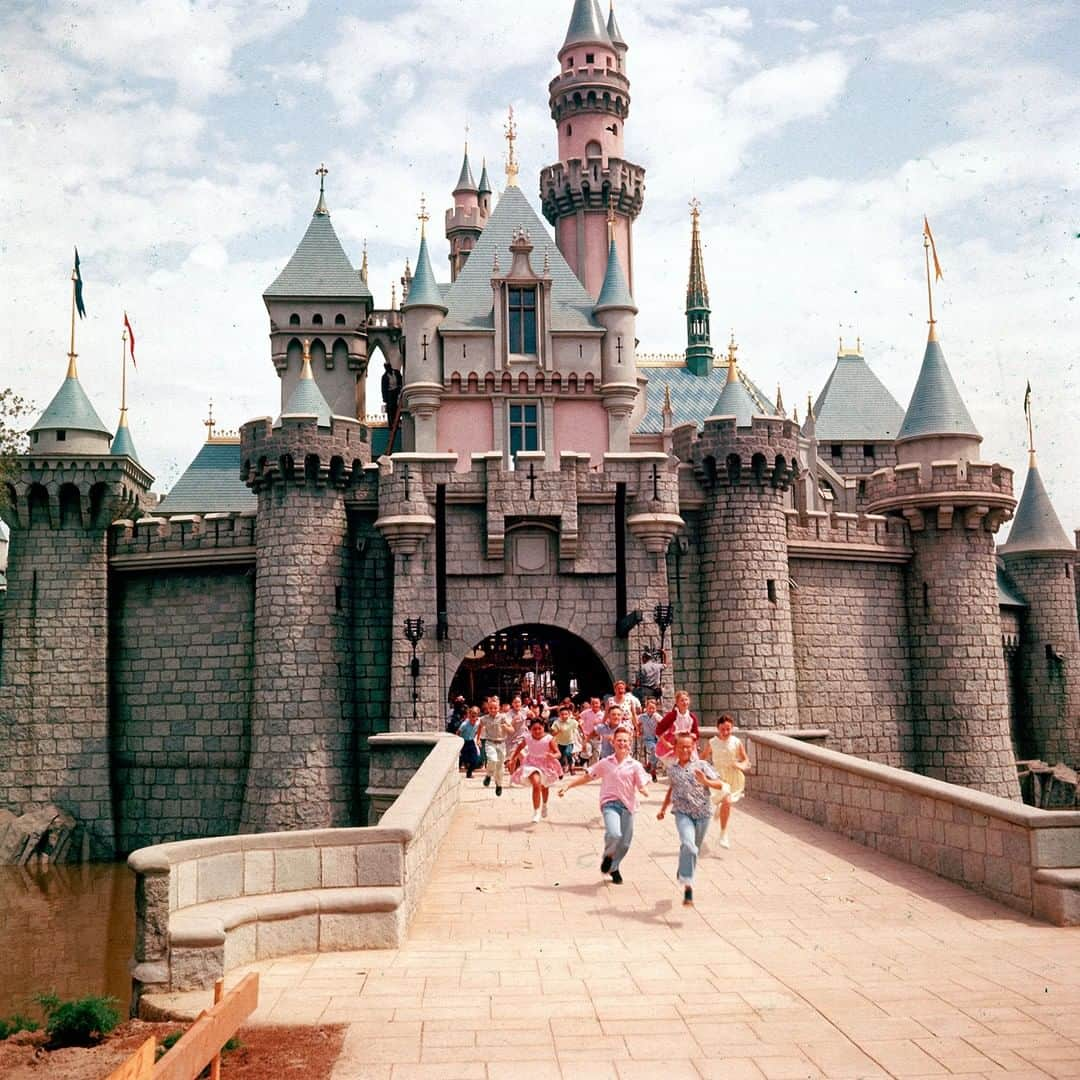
240;415;370;494
689;415;800;492
748;730;1080;925
866;459;1015;531
109;512;256;565
540;158;646;221
785;509;911;562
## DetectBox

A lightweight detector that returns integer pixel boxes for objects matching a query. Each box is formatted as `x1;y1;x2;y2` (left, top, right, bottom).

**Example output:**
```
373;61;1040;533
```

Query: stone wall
790;557;914;766
748;730;1080;924
110;567;254;854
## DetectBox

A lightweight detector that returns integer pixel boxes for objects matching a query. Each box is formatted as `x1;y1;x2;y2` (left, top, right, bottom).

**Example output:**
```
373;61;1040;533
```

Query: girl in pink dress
509;718;564;823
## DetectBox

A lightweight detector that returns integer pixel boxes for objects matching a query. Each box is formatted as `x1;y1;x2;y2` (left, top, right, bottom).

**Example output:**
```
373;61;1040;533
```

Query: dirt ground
0;1020;347;1079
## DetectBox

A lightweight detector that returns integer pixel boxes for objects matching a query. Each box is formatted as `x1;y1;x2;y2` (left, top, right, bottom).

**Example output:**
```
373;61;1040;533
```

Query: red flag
123;312;136;368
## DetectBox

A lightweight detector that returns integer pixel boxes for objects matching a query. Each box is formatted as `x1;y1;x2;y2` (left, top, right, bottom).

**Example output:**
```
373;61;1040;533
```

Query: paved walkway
233;779;1079;1079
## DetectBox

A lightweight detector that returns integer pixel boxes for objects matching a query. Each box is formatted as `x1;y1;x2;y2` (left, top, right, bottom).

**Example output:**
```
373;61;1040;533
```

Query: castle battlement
866;459;1015;531
540;158;646;220
682;414;800;492
109;511;257;562
240;414;371;493
784;508;911;558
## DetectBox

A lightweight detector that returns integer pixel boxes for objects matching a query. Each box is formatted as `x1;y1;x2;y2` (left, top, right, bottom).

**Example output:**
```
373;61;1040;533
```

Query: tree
0;388;34;511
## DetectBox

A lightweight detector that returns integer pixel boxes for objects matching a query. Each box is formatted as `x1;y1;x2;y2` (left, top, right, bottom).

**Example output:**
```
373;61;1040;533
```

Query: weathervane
505;105;519;187
204;399;216;441
418;194;429;238
315;162;329;214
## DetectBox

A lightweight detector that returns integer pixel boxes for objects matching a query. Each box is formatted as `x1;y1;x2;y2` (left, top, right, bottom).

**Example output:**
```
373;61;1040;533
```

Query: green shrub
33;991;120;1048
0;1013;40;1040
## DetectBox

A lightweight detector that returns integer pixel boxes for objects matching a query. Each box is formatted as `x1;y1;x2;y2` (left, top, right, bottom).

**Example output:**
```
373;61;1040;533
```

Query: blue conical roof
264;209;372;301
709;370;760;427
594;238;635;311
111;415;139;461
455;150;477;193
1000;458;1074;555
279;353;332;426
478;161;492;196
30;373;111;437
403;234;448;312
607;3;626;46
897;336;978;442
563;0;611;49
812;350;905;442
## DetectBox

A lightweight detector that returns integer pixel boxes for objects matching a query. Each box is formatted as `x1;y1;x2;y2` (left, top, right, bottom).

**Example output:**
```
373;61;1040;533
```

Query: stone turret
687;341;800;727
540;0;645;298
0;357;152;857
685;201;714;377
867;325;1020;799
401;226;447;453
1000;452;1080;768
593;234;638;451
263;169;373;421
238;407;370;832
446;147;489;282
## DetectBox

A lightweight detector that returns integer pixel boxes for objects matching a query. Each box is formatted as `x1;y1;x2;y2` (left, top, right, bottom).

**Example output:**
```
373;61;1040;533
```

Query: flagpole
923;232;936;342
121;324;128;414
1026;390;1035;463
68;267;78;378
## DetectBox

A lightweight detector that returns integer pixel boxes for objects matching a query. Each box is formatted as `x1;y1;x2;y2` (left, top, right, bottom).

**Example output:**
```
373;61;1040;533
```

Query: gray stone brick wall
907;522;1020;798
1003;553;1080;768
110;567;254;853
790;557;914;766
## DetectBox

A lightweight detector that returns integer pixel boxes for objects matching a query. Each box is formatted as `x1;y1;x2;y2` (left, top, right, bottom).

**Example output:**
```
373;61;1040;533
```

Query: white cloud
767;18;818;34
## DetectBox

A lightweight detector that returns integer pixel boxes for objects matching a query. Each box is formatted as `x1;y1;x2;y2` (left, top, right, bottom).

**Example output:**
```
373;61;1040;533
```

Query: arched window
310;339;328;369
289;313;301;326
332;338;348;369
287;338;303;371
335;313;346;326
585;140;602;159
567;124;572;136
312;313;323;325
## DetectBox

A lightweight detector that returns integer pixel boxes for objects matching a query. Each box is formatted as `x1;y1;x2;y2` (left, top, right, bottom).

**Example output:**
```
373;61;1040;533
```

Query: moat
0;863;134;1018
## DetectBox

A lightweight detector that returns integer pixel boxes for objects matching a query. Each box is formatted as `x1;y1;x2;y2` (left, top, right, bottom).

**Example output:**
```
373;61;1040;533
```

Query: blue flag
74;247;86;319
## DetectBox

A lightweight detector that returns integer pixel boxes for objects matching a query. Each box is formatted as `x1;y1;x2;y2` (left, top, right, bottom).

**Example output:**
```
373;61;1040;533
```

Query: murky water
0;863;134;1018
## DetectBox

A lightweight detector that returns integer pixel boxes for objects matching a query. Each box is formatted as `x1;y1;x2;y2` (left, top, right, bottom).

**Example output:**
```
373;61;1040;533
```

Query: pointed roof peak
315;162;329;216
1001;458;1074;555
897;335;979;444
29;367;111;438
563;0;612;50
402;233;448;312
607;0;626;47
111;409;139;462
478;158;492;196
455;147;477;193
595;237;636;311
279;339;332;427
686;198;710;310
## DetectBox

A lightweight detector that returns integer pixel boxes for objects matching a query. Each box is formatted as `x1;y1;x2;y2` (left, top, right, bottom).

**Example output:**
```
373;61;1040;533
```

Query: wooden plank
209;980;223;1080
153;973;259;1080
104;1036;156;1080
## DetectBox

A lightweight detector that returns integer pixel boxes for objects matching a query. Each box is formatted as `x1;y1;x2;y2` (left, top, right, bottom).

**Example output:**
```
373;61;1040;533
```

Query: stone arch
310;338;327;369
751;452;767;485
446;622;615;706
59;483;82;528
312;313;324;326
28;483;51;528
335;313;346;326
331;338;348;369
287;337;303;371
304;453;321;485
289;313;301;326
726;453;742;485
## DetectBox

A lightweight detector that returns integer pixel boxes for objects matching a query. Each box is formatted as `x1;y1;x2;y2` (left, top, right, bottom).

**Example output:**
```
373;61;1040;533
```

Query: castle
1;0;1078;859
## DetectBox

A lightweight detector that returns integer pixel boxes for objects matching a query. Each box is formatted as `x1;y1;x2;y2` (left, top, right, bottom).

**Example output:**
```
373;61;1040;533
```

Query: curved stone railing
128;734;461;1010
747;731;1080;925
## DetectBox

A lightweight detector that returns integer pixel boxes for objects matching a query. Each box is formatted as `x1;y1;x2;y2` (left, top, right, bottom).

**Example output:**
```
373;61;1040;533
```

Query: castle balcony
865;460;1015;533
548;66;631;122
367;310;402;331
540;158;646;223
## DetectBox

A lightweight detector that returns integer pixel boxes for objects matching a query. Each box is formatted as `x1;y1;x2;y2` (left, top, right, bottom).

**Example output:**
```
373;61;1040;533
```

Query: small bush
34;991;120;1048
0;1013;40;1040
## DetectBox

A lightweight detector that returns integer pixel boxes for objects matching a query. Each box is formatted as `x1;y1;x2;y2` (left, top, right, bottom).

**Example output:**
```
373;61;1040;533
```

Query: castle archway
448;624;612;707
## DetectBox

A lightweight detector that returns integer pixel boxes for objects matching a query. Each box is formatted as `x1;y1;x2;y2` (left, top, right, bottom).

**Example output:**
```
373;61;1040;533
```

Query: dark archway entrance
448;624;611;707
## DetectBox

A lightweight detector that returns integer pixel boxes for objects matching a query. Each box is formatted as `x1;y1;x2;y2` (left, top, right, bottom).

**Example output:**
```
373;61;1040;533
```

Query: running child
509;717;564;822
703;713;751;848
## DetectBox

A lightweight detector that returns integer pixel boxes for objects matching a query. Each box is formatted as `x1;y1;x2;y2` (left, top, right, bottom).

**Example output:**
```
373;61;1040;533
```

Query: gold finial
204;399;215;441
856;335;861;353
663;384;672;412
391;282;398;311
504;105;519;187
418;194;429;238
315;162;329;215
1024;381;1035;463
301;338;313;378
606;204;616;242
725;331;739;384
806;392;815;421
360;239;369;284
689;196;701;222
922;216;943;342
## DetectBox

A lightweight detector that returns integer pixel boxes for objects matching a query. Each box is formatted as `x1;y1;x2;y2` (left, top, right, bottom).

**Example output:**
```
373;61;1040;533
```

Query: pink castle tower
540;0;645;299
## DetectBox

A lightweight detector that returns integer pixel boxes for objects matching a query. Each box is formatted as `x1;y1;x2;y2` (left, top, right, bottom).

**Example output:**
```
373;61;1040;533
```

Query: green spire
478;159;492;196
685;200;713;378
111;411;139;461
403;233;447;312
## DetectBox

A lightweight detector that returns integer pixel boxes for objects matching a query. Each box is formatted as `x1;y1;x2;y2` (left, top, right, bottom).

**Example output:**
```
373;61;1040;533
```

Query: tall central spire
541;0;646;299
685;199;714;377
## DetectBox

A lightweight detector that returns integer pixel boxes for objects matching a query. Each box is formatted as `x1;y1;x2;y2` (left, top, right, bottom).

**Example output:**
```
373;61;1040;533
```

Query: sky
1;0;1078;535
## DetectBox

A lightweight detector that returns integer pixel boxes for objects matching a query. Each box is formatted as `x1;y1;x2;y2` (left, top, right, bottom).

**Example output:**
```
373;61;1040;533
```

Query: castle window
857;479;867;499
32;431;38;444
586;52;595;63
56;430;66;442
508;401;541;458
767;579;777;604
830;443;842;459
312;313;323;325
566;56;573;68
335;313;346;326
289;313;301;326
567;124;572;136
508;287;537;355
863;444;875;459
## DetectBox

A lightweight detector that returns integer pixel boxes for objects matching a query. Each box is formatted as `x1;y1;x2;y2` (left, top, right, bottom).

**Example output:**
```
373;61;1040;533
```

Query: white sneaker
541;804;549;818
531;810;542;823
719;832;730;849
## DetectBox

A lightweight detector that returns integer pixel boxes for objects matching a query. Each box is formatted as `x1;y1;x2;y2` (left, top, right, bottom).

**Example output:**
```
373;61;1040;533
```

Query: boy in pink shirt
558;720;650;884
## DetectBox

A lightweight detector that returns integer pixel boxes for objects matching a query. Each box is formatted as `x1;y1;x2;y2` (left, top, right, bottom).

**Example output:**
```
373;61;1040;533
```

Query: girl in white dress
705;714;751;847
509;718;564;823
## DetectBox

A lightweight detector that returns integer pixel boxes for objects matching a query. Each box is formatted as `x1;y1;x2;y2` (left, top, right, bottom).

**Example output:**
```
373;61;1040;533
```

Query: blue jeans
675;811;710;885
601;801;634;871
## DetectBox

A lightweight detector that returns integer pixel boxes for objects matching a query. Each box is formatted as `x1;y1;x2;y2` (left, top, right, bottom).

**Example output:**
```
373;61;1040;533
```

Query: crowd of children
445;679;751;905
